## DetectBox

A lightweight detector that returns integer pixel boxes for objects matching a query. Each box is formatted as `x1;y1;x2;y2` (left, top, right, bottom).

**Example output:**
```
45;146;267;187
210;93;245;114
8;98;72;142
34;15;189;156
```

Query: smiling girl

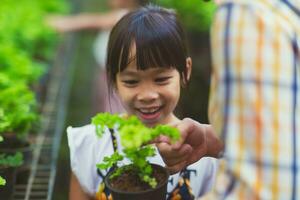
67;5;218;200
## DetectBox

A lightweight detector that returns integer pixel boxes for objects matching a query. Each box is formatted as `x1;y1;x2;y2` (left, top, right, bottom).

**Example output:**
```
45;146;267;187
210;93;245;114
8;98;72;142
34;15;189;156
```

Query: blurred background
0;0;216;199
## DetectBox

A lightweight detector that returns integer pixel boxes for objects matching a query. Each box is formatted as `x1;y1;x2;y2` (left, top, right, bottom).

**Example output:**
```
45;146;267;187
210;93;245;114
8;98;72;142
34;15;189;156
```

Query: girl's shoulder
67;124;116;157
67;124;111;144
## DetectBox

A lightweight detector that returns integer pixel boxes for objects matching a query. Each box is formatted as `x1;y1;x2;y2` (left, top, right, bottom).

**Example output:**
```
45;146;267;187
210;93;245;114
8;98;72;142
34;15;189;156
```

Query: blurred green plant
155;0;216;33
0;136;4;186
0;74;39;137
0;176;5;186
0;136;24;187
0;0;69;61
0;43;45;85
0;152;23;168
0;0;69;137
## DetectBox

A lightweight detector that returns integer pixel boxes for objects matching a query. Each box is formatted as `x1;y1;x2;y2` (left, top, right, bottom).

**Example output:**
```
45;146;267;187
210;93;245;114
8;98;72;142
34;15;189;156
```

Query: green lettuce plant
0;0;69;138
0;0;69;61
0;176;5;186
0;136;4;186
0;74;39;137
92;113;180;188
155;0;216;33
0;136;23;187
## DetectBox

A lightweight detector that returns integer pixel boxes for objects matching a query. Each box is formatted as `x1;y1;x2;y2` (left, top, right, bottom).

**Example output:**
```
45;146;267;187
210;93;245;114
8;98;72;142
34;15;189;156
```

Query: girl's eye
122;80;139;86
155;77;172;84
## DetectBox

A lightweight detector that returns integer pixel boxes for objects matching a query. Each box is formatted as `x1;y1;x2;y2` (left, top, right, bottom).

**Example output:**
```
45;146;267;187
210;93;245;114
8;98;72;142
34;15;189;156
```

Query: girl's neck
152;113;180;127
166;113;181;125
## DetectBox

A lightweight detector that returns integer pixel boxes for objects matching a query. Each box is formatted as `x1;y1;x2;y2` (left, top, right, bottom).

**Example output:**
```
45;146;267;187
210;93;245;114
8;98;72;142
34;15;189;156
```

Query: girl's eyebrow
119;70;138;76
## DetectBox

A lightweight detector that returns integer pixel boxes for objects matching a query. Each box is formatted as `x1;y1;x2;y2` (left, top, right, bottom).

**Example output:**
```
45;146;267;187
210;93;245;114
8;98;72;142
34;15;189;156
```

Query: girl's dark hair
106;5;189;88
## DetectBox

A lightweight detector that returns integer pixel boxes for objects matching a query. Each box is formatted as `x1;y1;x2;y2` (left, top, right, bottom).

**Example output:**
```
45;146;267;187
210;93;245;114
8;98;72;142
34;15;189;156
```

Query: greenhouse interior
0;0;231;199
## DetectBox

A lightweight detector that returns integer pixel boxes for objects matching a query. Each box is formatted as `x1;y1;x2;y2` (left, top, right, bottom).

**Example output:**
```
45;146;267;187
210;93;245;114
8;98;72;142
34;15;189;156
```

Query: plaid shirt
208;0;300;199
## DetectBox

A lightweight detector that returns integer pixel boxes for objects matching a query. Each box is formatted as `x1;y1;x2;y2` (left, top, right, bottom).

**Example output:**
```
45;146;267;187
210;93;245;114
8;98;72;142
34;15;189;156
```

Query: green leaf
0;176;6;186
0;152;23;167
96;152;123;170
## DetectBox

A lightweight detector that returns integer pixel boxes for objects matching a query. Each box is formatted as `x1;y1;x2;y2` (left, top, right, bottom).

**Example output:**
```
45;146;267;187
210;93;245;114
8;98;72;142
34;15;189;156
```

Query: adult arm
47;10;125;32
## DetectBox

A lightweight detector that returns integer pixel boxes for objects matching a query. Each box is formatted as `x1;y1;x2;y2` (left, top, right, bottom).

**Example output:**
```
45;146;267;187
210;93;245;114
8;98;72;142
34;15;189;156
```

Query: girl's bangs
117;14;186;71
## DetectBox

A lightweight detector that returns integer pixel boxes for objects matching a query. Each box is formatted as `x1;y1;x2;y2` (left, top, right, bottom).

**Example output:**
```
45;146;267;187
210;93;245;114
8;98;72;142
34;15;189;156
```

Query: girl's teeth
140;108;159;113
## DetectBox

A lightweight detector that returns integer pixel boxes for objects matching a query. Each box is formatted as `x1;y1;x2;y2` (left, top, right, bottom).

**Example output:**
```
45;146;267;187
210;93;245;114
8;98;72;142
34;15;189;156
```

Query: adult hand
45;15;78;32
155;118;210;174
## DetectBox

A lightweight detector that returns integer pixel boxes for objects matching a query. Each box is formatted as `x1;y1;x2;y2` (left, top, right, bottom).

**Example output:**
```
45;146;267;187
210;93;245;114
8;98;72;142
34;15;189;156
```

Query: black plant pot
0;166;17;200
105;164;169;200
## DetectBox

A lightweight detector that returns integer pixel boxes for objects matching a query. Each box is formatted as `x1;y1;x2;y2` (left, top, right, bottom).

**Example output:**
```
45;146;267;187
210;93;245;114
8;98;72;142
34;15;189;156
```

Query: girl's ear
182;57;192;86
186;57;192;81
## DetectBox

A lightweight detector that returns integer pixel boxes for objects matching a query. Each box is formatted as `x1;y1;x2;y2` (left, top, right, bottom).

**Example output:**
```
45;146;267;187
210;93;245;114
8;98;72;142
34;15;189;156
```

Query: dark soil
108;165;168;192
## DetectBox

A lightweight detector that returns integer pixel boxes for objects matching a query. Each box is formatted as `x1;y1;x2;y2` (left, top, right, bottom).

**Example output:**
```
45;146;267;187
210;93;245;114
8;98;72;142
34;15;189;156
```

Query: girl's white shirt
67;124;218;198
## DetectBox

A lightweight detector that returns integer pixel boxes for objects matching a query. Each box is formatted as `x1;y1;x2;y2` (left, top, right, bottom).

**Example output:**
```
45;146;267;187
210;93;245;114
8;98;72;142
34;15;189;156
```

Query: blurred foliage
0;74;39;137
0;43;45;84
0;0;69;62
0;152;23;168
0;135;23;187
154;0;216;33
0;0;69;137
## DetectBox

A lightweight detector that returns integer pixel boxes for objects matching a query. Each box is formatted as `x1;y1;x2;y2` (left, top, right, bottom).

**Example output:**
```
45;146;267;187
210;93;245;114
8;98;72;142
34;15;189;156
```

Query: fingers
172;118;195;149
156;142;191;170
166;160;188;175
153;118;197;149
150;135;171;144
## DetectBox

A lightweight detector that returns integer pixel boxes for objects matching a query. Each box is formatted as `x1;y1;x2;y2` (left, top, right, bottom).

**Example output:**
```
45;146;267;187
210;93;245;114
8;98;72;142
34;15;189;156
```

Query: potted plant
0;135;23;200
92;113;180;200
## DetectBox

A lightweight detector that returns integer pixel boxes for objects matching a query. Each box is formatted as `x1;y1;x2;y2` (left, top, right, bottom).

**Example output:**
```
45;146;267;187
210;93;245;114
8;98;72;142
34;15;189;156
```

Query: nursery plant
0;0;69;140
92;113;180;190
155;0;216;33
0;136;23;187
0;136;5;186
0;78;39;138
0;176;5;186
0;135;24;200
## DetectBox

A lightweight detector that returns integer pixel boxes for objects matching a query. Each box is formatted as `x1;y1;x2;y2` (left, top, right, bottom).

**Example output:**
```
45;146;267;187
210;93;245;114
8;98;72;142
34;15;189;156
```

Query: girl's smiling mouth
136;106;163;121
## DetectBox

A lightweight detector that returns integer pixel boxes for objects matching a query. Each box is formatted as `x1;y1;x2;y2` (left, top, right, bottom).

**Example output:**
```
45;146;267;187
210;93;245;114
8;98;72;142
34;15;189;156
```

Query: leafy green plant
0;0;69;139
92;113;180;188
0;152;23;167
0;136;23;187
155;0;216;33
0;176;5;186
0;136;4;186
0;43;45;85
0;0;69;61
0;75;39;137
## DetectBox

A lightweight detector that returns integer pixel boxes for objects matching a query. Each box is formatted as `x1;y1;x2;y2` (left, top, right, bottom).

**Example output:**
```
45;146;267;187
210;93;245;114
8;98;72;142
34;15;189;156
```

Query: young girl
67;5;218;200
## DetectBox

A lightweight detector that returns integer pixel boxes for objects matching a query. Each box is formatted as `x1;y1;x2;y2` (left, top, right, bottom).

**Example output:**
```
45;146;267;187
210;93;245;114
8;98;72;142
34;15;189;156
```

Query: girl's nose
136;87;159;102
